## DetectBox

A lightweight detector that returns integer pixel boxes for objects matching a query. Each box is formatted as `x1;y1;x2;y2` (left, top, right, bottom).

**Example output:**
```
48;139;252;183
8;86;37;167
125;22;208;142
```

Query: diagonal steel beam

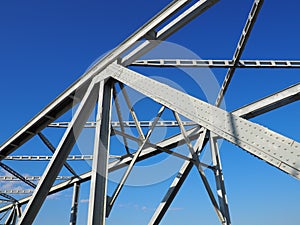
38;132;78;177
118;82;145;140
18;77;100;225
233;82;300;119
113;129;193;162
109;63;300;179
215;0;264;107
0;162;36;188
4;206;16;225
0;193;17;203
210;133;231;225
174;113;226;224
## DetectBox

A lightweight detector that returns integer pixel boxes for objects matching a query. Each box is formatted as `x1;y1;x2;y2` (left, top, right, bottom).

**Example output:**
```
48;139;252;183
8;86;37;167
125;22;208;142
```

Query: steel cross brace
107;106;166;216
174;112;227;224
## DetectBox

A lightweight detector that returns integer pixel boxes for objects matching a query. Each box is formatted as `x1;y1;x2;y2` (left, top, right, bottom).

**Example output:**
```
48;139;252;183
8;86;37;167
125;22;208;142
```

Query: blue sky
0;0;300;225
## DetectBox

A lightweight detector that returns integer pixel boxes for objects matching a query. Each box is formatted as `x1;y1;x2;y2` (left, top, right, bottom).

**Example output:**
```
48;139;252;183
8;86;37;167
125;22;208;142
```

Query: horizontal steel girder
131;59;300;68
108;63;300;179
48;120;197;128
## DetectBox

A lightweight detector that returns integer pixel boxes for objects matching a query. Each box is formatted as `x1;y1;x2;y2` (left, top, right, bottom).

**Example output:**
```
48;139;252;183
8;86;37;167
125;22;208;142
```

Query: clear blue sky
0;0;300;225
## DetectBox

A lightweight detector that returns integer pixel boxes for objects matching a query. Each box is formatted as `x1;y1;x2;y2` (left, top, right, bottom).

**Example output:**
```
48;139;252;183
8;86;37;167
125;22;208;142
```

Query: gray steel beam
210;134;231;225
117;83;145;140
233;82;300;119
174;114;226;223
131;59;300;68
0;190;33;194
121;0;219;66
112;85;131;154
50;79;300;130
87;80;113;225
0;193;17;203
215;0;264;107
18;78;99;225
0;162;36;188
0;0;190;160
109;63;300;179
113;129;193;162
0;176;72;181
4;155;93;161
49;120;197;128
4;207;15;225
69;183;80;225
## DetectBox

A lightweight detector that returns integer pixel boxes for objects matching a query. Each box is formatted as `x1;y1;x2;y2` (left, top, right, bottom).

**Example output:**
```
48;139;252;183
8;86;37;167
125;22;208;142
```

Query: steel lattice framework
0;0;300;224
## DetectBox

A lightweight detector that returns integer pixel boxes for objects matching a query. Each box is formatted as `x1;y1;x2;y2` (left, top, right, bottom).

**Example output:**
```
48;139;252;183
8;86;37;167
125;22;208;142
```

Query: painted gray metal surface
88;81;113;225
109;63;300;179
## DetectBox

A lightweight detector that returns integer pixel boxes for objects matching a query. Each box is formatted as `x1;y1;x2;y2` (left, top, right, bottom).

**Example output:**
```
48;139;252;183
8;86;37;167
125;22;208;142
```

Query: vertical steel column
210;134;231;225
18;78;99;225
87;80;113;225
112;85;131;155
69;183;80;225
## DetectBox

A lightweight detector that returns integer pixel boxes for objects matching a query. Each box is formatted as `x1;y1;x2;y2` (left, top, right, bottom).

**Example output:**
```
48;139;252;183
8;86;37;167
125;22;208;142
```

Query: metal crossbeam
0;176;72;181
49;120;196;128
131;59;300;68
4;155;93;161
0;190;33;194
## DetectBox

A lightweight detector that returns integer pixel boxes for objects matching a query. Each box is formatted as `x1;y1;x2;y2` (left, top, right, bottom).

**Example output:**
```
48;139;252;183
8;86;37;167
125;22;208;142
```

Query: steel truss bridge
0;0;300;224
